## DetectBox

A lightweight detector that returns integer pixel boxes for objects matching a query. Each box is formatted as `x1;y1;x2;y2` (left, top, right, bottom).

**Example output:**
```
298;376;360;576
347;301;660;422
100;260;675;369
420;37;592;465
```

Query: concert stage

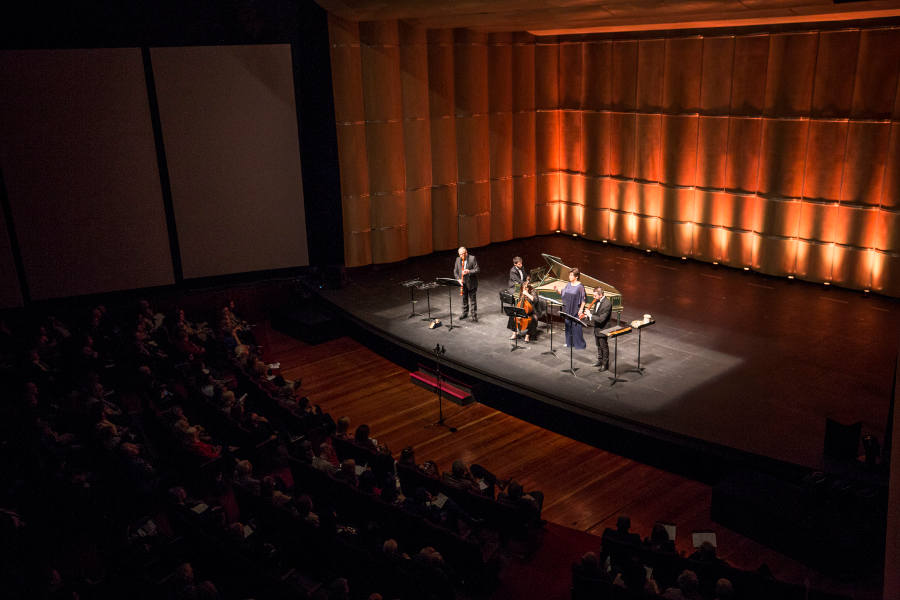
316;235;899;474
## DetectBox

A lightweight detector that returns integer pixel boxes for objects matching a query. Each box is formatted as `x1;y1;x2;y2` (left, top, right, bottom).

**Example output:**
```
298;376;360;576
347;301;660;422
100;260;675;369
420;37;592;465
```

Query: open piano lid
534;253;623;312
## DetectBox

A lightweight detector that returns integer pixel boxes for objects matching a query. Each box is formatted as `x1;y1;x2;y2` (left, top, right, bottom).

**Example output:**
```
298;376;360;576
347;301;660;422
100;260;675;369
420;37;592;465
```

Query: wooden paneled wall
329;18;900;297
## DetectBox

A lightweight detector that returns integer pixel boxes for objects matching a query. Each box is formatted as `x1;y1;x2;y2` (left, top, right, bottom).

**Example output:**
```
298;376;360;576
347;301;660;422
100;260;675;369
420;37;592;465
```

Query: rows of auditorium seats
570;518;852;600
0;296;544;599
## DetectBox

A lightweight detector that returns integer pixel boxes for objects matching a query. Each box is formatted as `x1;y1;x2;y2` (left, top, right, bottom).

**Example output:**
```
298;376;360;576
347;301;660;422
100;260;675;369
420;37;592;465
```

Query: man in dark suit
590;290;612;371
508;256;526;289
453;246;480;322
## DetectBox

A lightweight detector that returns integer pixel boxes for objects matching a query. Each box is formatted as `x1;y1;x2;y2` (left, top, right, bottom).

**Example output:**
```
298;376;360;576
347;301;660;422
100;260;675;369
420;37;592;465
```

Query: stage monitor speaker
824;418;862;461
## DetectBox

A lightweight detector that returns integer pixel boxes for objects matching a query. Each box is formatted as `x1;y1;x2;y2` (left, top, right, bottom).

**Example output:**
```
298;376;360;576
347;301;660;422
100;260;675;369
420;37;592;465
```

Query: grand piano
520;253;624;320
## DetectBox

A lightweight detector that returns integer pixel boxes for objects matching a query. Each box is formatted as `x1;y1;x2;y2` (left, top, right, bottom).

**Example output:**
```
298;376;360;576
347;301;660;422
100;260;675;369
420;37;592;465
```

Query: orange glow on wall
329;16;900;296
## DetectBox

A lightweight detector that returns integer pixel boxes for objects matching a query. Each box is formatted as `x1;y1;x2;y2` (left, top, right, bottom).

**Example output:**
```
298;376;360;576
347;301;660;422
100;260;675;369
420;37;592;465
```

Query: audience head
174;562;195;587
341;458;356;477
354;423;371;444
650;523;670;543
616;515;632;532
698;540;718;560
451;459;468;478
715;578;734;600
296;494;313;517
336;415;350;435
677;570;700;595
382;538;399;556
507;481;524;499
581;551;600;571
399;446;415;465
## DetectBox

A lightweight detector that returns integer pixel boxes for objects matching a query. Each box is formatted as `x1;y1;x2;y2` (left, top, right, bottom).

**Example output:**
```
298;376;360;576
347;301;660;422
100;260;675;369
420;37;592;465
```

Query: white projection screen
0;49;174;300
151;44;309;279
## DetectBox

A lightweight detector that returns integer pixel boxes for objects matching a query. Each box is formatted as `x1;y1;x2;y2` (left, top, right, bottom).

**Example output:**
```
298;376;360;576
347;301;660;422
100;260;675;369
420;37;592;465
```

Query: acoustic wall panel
584;41;612;110
851;28;900;119
811;30;858;118
152;44;308;277
329;19;900;295
663;37;702;114
0;48;173;299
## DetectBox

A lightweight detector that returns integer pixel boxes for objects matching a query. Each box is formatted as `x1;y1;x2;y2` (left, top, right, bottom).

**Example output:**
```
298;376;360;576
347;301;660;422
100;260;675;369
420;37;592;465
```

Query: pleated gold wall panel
513;111;536;176
835;205;879;248
636;114;661;182
764;32;817;116
851;29;900;119
872;252;900;295
535;40;559;110
754;235;797;276
758;119;808;198
802;120;847;202
491;179;514;242
663;37;702;114
489;31;514;241
330;16;371;267
536;110;561;173
583;111;610;177
811;30;858;118
513;176;537;238
430;185;458;251
695;116;728;189
399;23;432;257
832;245;872;289
637;39;665;112
457;181;491;247
537;172;560;233
841;122;889;206
700;36;734;114
875;210;900;252
609;112;636;179
755;197;800;238
559;42;583;110
797;201;837;242
884;124;900;209
327;19;900;295
612;41;638;111
796;239;834;282
724;117;762;192
661;115;698;187
562;110;584;173
731;35;769;115
584;42;612;110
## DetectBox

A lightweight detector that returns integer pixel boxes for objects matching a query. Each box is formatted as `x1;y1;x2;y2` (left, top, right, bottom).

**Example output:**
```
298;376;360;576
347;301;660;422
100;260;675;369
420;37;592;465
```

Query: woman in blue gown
561;268;587;349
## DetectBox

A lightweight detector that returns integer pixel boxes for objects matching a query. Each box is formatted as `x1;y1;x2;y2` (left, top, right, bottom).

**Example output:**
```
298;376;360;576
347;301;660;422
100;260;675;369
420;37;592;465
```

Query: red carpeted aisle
492;523;602;600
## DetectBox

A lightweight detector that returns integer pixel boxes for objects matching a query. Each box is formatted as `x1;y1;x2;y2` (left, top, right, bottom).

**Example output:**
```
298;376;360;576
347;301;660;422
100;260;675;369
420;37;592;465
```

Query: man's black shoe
472;315;478;323
460;313;469;320
591;360;603;367
598;362;609;372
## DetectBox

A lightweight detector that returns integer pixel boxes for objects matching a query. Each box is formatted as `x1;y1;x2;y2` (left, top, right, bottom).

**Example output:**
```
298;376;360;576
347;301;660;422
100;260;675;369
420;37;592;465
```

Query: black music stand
503;306;529;352
626;319;655;374
559;311;587;376
542;296;562;358
401;278;423;318
417;281;439;321
435;277;462;331
600;325;632;386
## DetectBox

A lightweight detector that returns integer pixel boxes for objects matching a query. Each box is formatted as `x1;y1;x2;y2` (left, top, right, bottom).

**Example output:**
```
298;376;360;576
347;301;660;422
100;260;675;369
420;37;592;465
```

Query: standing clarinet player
454;246;480;323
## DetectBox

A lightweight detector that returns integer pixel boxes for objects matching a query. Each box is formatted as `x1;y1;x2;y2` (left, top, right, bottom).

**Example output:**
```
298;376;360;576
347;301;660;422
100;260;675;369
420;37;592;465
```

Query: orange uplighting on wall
328;16;900;296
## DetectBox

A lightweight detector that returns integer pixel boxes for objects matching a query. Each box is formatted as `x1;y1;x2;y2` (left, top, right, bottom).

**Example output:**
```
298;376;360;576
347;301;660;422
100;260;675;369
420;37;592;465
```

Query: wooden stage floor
316;235;899;474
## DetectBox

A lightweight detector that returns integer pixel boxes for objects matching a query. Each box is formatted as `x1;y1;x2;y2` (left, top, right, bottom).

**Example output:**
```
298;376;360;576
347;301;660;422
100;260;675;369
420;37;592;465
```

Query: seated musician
508;256;526;289
507;282;538;343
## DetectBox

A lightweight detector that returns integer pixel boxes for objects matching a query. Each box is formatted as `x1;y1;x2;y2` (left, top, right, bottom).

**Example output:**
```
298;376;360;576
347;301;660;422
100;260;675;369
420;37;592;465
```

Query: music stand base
562;367;578;376
608;375;627;385
625;366;645;374
542;349;558;358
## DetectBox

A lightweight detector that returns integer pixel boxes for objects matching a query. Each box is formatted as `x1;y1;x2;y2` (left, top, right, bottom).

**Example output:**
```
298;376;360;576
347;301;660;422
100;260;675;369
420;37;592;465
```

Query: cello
516;283;536;341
